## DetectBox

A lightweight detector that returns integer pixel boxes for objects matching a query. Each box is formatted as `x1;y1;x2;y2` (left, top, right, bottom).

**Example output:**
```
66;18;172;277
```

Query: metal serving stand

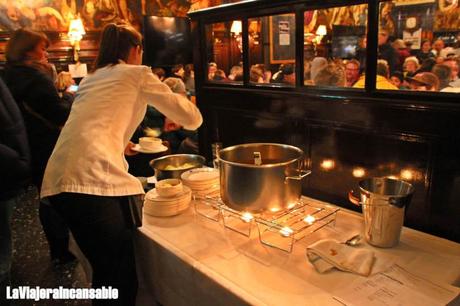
193;194;339;253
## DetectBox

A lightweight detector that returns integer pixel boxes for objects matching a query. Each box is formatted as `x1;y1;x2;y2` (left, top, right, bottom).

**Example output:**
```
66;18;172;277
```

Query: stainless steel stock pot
218;143;311;213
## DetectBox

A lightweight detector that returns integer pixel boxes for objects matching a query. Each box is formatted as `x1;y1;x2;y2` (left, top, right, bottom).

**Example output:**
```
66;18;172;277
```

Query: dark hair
390;71;404;83
377;60;389;78
6;28;49;64
281;64;294;75
418;58;436;73
432;64;451;89
94;23;142;70
171;64;184;74
151;67;165;80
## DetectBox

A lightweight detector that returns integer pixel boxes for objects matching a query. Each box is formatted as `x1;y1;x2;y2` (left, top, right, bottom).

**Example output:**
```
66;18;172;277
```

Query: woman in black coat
3;29;74;264
0;77;30;297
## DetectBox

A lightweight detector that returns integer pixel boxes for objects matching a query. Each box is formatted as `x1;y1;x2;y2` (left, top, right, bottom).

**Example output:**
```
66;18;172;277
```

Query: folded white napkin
306;239;375;276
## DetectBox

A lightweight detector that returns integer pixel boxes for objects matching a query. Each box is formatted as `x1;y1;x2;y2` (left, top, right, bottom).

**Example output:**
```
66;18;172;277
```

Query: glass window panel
303;4;368;88
248;13;296;87
205;21;243;84
377;0;460;93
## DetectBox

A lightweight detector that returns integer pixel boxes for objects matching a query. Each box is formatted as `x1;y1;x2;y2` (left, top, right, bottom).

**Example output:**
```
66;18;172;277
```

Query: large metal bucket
349;177;414;248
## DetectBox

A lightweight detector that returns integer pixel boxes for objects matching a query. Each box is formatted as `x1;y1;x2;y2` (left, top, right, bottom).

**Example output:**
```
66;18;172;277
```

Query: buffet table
134;196;460;306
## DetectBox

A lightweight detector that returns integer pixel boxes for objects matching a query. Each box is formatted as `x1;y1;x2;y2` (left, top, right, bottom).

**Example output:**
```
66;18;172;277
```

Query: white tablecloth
135;197;460;306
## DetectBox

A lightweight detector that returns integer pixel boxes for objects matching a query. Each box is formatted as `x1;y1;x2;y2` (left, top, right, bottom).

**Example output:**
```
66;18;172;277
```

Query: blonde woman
403;56;420;78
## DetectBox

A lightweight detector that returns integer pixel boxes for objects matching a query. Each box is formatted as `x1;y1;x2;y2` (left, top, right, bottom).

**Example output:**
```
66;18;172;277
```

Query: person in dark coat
0;77;30;301
378;28;398;74
2;28;73;264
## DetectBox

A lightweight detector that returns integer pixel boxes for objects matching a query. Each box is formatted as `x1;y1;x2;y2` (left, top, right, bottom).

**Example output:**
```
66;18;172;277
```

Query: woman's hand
124;141;138;156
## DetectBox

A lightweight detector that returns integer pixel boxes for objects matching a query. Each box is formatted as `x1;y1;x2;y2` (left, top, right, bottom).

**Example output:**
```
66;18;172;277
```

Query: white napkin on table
306;239;375;276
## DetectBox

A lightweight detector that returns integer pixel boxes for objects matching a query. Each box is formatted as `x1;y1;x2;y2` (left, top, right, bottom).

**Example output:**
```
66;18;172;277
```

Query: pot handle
285;169;311;182
348;190;361;206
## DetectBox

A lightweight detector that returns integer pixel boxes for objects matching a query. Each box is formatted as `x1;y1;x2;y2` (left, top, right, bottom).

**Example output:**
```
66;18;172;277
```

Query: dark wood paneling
194;86;460;242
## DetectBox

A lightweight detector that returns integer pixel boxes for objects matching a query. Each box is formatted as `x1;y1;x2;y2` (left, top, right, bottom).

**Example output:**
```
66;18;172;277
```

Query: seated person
250;65;264;83
161;77;199;154
228;65;243;81
345;59;361;87
55;71;76;103
272;64;295;85
353;59;398;90
152;67;166;81
212;69;227;81
313;64;345;87
208;62;217;80
406;72;440;92
305;57;327;85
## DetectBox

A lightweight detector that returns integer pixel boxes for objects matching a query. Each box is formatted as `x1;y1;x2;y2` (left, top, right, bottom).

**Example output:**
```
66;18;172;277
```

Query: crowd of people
207;27;460;93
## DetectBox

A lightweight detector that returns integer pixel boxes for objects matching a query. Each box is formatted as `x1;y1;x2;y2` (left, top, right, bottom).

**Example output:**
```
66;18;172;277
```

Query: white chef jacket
40;63;202;198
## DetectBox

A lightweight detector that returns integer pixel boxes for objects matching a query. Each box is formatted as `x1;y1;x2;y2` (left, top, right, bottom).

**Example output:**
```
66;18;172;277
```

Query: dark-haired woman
2;28;73;264
41;23;202;305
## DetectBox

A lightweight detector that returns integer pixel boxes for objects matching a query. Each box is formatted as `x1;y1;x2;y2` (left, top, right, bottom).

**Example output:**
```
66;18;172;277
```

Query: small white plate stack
144;185;192;217
181;167;220;197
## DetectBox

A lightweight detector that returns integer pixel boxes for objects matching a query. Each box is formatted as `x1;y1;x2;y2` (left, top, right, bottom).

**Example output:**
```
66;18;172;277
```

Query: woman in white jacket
41;23;202;305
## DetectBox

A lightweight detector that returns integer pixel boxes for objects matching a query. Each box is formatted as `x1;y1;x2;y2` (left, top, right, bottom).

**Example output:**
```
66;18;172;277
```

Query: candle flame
279;226;294;237
240;212;253;223
304;215;316;224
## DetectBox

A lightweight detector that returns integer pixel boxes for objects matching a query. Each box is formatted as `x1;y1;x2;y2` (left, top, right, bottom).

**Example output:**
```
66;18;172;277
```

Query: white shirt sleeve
140;67;203;130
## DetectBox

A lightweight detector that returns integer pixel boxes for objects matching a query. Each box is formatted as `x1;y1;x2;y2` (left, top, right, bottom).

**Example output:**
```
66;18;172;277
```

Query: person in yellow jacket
353;59;398;90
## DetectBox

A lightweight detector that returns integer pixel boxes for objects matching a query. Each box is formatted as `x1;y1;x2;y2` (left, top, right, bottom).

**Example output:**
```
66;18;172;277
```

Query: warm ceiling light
68;16;86;62
230;20;242;35
316;25;327;36
68;17;86;43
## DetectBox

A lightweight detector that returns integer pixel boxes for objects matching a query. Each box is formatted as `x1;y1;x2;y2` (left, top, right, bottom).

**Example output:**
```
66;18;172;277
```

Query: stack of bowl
181;167;220;197
144;179;192;217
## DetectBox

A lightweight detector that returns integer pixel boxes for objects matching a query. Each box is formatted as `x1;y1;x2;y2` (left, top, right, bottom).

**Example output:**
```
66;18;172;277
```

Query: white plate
144;204;189;217
132;143;168;154
181;167;219;182
183;180;220;191
145;185;192;202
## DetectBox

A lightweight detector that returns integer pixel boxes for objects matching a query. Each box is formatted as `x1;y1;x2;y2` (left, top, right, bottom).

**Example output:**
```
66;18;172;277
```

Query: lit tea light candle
240;212;254;223
279;226;293;237
320;159;335;171
400;169;413;180
352;167;366;178
270;207;280;213
303;215;315;224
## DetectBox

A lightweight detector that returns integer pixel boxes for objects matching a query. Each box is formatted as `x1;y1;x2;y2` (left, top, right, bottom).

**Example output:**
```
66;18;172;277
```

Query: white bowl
156;178;183;197
139;136;162;151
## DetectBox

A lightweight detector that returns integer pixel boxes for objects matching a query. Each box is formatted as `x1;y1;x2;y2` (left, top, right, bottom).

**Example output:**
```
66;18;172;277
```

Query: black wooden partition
189;0;460;242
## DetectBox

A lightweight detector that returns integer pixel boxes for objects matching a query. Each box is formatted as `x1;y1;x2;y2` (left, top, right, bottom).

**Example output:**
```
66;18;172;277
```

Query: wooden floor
9;187;90;306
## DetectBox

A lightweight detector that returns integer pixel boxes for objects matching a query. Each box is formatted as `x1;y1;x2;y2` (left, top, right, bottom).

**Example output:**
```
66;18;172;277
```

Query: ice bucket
348;177;414;248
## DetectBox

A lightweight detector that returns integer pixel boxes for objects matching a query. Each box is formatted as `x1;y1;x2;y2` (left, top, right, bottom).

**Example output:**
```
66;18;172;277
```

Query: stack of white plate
181;167;220;197
144;185;192;217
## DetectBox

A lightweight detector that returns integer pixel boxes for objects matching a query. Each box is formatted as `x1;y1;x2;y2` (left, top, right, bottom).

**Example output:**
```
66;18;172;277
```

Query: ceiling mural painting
0;0;240;32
